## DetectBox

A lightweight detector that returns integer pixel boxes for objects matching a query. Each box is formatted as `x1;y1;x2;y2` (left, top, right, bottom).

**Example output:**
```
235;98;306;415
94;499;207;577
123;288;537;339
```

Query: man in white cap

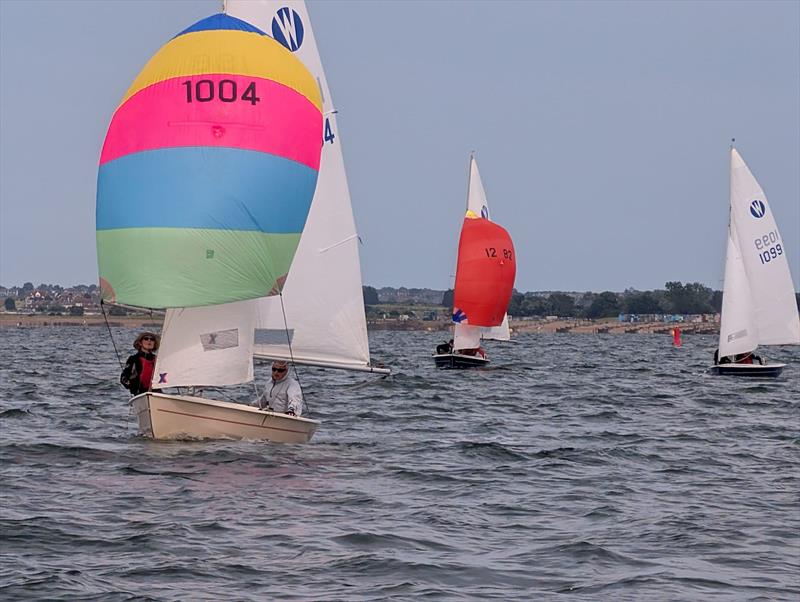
256;360;304;416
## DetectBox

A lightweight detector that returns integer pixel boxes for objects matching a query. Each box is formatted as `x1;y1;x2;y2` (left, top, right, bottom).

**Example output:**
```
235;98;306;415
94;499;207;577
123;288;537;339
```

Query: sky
1;0;798;293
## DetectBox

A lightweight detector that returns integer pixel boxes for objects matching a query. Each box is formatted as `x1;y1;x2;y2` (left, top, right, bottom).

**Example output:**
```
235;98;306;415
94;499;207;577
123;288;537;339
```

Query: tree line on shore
364;282;800;320
4;281;799;321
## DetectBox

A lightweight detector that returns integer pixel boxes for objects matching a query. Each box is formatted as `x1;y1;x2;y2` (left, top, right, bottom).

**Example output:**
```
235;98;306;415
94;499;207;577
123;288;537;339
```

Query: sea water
1;327;798;600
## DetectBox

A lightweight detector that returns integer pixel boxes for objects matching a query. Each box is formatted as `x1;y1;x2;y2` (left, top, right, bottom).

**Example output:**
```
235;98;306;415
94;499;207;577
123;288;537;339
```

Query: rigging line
277;290;312;415
101;299;123;370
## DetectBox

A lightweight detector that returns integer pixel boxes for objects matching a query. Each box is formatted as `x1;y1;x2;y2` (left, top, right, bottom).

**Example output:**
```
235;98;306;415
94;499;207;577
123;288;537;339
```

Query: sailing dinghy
710;146;800;377
97;12;326;441
434;155;516;369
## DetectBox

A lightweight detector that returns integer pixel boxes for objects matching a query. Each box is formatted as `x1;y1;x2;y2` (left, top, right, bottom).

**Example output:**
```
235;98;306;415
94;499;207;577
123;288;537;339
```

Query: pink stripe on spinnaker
100;74;322;169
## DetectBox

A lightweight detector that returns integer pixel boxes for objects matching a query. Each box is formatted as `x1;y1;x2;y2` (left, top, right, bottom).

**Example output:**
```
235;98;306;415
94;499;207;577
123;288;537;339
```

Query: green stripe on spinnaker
97;228;302;308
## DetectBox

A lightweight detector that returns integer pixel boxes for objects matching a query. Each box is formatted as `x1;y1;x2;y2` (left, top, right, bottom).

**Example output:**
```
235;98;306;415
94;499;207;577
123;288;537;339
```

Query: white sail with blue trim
717;147;800;359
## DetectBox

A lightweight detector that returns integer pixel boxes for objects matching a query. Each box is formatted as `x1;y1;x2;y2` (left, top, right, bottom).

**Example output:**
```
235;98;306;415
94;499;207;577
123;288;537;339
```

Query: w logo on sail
272;7;305;52
749;199;766;218
452;309;467;323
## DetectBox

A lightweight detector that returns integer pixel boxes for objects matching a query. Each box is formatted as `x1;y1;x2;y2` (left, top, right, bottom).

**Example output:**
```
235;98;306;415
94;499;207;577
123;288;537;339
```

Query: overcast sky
1;0;798;293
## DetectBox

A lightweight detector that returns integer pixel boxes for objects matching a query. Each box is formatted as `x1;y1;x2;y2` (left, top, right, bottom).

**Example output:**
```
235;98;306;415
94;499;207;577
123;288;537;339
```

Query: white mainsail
225;0;387;374
453;155;511;349
717;147;800;357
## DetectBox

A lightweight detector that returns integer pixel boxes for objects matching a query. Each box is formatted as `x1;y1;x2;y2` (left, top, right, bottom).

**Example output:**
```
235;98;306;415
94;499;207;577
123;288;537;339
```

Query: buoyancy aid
138;353;155;390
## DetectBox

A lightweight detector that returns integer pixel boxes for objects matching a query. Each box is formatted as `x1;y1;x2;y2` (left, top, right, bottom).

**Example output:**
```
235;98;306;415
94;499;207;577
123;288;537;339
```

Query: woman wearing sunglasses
120;332;160;396
255;360;304;417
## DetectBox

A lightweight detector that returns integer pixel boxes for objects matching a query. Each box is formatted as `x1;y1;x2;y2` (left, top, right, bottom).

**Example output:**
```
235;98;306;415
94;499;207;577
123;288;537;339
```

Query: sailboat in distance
434;154;516;369
710;145;800;377
97;11;325;442
225;0;390;375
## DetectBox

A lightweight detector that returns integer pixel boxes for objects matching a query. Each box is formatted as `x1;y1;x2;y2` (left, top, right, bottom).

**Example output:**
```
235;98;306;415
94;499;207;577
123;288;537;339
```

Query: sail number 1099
754;230;783;265
485;248;513;260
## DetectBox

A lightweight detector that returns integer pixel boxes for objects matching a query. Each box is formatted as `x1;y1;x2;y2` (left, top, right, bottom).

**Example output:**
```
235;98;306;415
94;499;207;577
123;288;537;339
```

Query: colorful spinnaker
452;213;516;328
96;13;322;309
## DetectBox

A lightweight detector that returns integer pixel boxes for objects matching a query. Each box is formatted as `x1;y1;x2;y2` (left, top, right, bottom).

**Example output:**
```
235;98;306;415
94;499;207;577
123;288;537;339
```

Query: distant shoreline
368;317;718;336
0;313;162;329
0;313;717;335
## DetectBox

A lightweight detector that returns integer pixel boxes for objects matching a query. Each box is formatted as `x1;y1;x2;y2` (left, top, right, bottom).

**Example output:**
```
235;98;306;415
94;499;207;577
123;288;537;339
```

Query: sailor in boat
255;361;304;417
120;332;160;395
455;346;486;359
436;339;454;355
713;349;763;366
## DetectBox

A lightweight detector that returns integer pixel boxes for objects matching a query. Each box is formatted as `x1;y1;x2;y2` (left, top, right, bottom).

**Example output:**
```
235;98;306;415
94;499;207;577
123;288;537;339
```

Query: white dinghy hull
131;393;319;443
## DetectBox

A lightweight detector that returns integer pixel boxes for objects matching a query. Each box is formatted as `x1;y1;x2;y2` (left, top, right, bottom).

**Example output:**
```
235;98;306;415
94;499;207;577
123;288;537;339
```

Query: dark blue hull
709;363;785;377
433;353;490;369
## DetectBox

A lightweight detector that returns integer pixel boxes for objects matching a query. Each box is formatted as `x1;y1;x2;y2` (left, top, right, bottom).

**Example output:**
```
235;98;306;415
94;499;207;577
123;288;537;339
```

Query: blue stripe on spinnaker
175;13;267;38
97;147;318;233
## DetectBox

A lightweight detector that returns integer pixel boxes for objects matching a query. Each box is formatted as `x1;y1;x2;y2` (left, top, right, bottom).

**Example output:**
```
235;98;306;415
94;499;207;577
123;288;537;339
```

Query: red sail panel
452;217;516;327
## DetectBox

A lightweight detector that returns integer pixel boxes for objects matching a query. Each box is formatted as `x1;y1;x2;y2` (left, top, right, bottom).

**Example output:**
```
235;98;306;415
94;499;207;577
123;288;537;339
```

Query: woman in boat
120;332;159;396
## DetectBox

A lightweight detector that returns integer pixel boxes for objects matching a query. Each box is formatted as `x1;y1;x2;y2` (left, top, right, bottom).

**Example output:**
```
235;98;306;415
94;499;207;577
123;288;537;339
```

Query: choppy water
1;326;798;601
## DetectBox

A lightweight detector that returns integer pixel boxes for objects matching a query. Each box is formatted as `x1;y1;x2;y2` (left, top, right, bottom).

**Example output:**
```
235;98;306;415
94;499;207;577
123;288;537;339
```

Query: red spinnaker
452;217;516;327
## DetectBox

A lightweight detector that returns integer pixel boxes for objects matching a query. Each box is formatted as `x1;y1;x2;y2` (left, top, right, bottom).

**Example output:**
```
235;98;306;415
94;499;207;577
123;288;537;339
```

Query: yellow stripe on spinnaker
120;29;322;111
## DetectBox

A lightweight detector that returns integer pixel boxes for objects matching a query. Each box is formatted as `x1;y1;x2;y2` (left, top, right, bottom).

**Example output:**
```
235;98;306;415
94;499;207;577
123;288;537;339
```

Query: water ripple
1;328;798;600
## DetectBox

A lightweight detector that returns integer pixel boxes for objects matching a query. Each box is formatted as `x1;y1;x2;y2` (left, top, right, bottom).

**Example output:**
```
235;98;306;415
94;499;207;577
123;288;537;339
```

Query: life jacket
139;353;155;390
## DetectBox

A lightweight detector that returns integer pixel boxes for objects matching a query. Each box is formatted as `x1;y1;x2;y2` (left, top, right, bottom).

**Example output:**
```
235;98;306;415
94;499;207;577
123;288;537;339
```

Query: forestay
225;0;381;373
718;148;800;357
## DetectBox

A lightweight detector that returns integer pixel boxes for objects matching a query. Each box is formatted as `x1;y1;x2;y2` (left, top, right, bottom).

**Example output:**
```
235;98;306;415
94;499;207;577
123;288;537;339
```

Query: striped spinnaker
96;13;322;308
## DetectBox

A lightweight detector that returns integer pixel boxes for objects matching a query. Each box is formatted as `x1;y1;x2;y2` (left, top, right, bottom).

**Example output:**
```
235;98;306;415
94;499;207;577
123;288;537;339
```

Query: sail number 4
324;118;335;144
183;80;260;105
485;248;513;260
754;230;783;265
